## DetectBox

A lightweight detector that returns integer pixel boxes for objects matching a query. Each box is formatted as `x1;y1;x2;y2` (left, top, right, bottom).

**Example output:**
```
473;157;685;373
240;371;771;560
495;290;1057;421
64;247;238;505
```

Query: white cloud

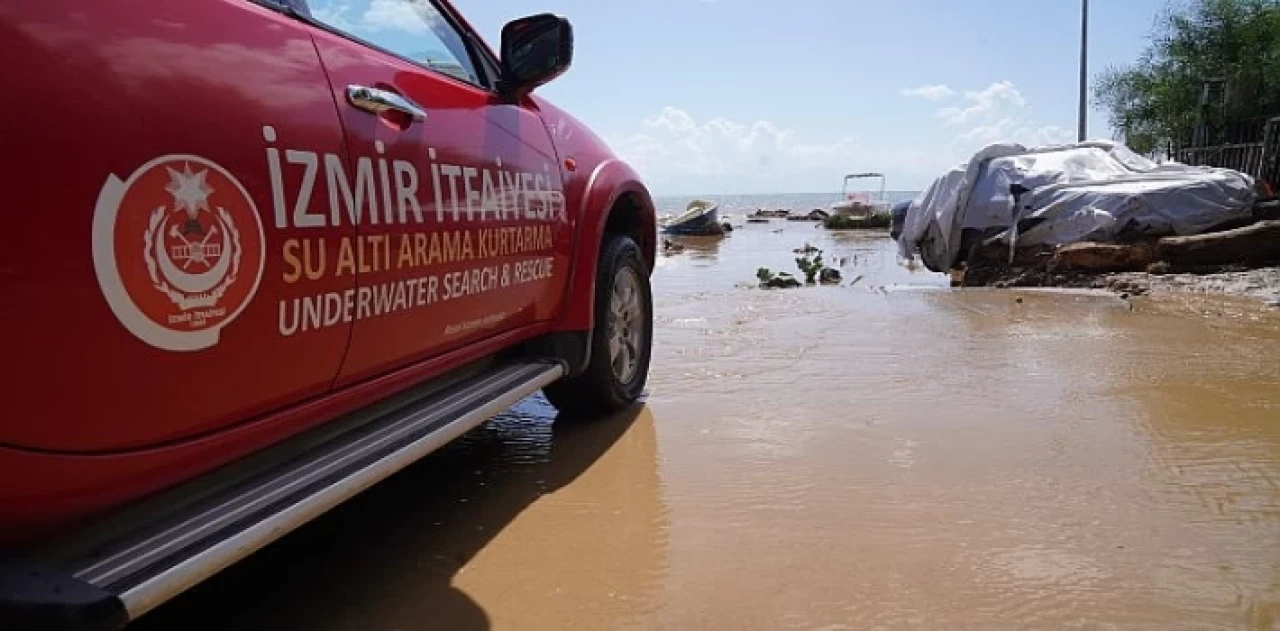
927;81;1071;154
604;81;1073;193
900;84;956;101
309;0;440;35
606;106;943;194
310;0;354;30
622;107;835;177
936;81;1026;126
361;0;433;34
958;119;1072;147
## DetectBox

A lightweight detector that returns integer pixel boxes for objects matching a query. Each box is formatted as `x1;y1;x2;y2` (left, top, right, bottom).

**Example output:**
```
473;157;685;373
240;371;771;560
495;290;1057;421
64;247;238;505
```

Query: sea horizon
652;191;922;215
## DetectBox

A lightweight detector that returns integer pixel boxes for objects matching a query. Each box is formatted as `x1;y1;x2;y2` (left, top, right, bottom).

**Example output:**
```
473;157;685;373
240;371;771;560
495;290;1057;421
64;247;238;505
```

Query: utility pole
1077;0;1089;142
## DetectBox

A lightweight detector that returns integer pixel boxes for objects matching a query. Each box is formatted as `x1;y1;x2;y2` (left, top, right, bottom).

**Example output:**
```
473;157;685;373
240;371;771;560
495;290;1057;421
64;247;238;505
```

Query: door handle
346;85;427;122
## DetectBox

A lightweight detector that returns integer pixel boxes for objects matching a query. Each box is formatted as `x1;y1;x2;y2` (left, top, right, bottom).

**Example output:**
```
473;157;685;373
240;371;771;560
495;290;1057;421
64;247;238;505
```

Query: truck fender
524;159;655;374
528;160;654;376
559;158;656;334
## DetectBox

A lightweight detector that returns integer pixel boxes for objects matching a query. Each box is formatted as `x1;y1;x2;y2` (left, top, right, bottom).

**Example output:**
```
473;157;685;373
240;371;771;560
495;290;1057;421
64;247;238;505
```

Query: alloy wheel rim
608;266;644;384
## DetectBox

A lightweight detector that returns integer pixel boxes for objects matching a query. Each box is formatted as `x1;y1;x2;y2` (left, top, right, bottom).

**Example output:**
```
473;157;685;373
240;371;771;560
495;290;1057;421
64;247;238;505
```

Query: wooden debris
1050;242;1156;272
1155;220;1280;269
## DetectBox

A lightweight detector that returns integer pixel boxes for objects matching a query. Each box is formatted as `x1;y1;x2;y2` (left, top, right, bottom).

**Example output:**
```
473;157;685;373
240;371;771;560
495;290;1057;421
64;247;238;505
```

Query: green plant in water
795;251;824;284
756;266;801;289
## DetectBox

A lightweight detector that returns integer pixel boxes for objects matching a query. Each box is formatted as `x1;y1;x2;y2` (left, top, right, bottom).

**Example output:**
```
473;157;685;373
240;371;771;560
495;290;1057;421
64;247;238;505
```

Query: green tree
1094;0;1280;154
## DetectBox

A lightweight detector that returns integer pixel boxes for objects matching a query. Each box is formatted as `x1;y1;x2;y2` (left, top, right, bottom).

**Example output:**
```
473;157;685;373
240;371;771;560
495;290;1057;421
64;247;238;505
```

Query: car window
305;0;484;87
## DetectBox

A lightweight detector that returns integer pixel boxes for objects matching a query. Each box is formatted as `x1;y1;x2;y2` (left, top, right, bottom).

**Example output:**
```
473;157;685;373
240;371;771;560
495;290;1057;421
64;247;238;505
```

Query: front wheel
543;234;653;418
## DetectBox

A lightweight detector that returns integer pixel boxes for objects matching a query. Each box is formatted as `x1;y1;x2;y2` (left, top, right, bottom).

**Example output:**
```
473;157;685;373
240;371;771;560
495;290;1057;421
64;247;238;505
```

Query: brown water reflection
133;401;667;631
144;222;1280;629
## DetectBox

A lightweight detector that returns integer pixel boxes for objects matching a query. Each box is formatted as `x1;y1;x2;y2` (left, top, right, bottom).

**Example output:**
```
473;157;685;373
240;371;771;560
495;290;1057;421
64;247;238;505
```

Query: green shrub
823;214;890;230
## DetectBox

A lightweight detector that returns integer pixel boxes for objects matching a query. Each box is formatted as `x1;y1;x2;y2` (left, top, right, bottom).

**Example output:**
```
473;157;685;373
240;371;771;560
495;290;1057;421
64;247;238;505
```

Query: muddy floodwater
135;222;1280;630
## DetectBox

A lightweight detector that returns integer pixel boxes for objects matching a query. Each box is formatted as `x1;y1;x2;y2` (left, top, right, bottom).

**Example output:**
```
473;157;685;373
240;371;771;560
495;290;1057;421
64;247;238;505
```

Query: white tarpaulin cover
897;140;1257;271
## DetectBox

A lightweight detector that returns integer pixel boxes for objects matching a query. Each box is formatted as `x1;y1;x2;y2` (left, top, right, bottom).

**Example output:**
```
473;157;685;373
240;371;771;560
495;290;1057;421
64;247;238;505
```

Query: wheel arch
557;159;656;333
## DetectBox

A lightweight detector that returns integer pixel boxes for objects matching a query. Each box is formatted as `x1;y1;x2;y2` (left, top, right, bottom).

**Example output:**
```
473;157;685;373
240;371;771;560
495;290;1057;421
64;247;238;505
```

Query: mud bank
959;219;1280;306
969;263;1280;305
1106;267;1280;304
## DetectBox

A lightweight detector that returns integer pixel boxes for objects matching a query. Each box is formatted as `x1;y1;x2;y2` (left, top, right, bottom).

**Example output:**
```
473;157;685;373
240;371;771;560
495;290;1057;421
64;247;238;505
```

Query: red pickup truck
0;1;655;627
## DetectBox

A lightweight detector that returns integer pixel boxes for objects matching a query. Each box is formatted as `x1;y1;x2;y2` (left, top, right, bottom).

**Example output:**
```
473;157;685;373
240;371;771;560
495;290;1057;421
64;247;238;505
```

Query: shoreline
966;262;1280;307
951;217;1280;308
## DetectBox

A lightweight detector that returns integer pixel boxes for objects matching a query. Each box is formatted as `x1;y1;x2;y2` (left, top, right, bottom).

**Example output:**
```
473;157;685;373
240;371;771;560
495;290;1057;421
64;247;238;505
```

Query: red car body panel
531;100;658;331
0;0;654;549
0;321;555;547
306;26;573;386
1;0;356;453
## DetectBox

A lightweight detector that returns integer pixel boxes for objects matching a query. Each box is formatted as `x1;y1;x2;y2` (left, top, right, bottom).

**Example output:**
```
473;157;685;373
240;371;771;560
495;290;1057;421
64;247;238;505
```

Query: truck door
304;0;573;385
0;0;355;451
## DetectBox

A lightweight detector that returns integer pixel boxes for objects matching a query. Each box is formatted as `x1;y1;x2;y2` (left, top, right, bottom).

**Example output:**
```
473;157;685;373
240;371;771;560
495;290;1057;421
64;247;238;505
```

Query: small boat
787;208;830;221
748;208;791;219
830;173;892;218
661;199;723;236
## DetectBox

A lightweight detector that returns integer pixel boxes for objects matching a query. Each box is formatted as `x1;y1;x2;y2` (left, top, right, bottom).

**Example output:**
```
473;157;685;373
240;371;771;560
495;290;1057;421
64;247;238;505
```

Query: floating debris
756;267;801;289
750;245;851;287
749;208;792;219
786;209;830;222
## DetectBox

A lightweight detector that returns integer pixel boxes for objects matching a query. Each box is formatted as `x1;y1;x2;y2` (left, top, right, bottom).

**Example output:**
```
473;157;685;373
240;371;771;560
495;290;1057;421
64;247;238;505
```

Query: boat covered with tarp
662;199;722;235
897;140;1257;272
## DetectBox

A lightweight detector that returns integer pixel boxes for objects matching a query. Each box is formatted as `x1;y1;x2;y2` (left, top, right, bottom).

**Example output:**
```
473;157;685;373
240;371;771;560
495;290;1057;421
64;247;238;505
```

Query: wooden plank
1156;220;1280;268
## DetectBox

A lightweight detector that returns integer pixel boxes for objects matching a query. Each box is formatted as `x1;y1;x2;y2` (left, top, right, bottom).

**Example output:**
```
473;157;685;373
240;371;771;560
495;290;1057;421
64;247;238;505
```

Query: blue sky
312;0;1172;194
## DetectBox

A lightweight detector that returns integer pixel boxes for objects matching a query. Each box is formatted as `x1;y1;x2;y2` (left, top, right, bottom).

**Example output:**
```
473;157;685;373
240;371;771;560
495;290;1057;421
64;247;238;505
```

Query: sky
311;0;1174;195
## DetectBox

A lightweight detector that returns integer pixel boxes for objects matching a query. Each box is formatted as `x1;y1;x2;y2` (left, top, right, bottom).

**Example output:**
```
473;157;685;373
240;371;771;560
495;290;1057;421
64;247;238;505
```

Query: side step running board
1;360;565;631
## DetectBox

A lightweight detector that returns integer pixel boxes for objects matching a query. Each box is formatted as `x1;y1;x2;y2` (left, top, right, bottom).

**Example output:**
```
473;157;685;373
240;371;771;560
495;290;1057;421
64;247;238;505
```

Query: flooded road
136;222;1280;630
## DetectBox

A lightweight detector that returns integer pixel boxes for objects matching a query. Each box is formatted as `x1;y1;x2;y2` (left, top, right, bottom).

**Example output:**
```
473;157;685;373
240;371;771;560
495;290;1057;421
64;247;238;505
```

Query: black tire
543;234;653;418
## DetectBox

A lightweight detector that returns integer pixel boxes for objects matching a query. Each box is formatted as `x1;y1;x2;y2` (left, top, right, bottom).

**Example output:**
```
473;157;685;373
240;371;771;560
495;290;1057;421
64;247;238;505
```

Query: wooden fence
1169;117;1280;195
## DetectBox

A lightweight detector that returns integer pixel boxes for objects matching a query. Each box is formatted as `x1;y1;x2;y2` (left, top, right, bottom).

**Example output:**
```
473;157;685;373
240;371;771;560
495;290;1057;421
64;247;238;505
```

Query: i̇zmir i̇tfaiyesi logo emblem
93;155;265;352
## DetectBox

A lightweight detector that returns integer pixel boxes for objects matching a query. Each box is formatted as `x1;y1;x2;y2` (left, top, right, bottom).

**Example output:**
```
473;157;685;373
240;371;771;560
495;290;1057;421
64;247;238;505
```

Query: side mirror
499;14;573;98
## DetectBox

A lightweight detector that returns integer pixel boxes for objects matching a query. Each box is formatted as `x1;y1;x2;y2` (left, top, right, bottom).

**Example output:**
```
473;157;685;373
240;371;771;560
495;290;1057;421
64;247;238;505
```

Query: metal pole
1078;0;1089;142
